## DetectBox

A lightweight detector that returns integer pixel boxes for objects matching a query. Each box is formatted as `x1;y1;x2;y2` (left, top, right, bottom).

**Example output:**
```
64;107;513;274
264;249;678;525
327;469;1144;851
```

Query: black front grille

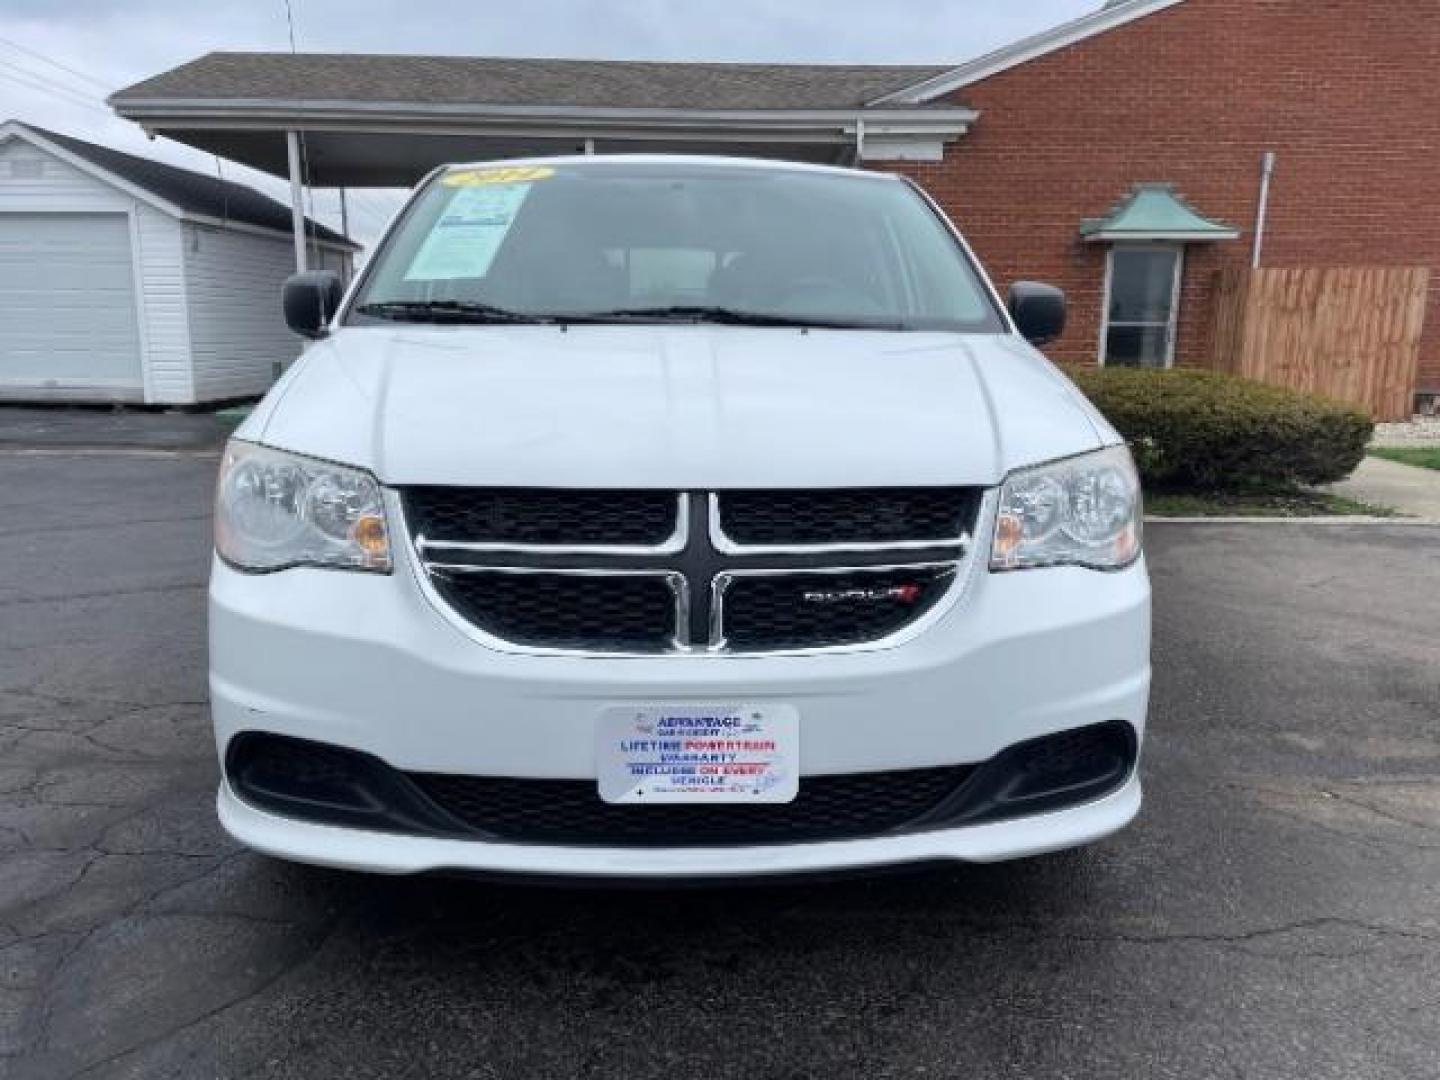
721;567;956;652
403;487;677;547
406;486;976;654
430;570;678;652
410;765;976;847
718;488;977;546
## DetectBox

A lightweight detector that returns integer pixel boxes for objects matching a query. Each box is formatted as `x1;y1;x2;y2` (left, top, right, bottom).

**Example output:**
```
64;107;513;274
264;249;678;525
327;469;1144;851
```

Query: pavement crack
1069;916;1440;953
0;514;211;541
1233;780;1440;853
1;689;209;712
60;917;339;1080
0;581;205;609
1319;786;1440;834
132;849;250;912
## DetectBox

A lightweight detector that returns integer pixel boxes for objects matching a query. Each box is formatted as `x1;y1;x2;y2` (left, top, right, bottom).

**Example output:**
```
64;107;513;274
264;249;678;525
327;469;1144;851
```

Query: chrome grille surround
709;563;960;653
424;565;690;654
709;490;978;553
399;487;987;657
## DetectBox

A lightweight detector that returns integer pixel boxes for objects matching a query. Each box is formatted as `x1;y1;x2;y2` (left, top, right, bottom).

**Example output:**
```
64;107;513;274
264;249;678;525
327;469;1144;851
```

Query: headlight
215;441;391;573
990;445;1141;571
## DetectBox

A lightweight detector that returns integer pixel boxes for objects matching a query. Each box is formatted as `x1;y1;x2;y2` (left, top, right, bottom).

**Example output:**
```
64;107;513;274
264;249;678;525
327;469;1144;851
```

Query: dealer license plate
597;705;800;804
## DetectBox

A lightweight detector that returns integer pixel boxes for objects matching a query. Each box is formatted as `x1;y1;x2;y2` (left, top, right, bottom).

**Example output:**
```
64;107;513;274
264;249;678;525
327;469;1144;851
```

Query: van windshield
348;161;1004;332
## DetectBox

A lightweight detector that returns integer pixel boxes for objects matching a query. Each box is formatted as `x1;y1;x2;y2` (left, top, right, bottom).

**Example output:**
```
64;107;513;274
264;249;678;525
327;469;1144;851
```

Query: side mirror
1007;281;1066;346
283;271;343;339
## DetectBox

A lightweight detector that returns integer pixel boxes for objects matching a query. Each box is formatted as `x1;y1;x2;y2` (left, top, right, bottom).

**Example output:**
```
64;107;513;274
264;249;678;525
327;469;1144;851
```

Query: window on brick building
1081;184;1239;367
1102;245;1183;368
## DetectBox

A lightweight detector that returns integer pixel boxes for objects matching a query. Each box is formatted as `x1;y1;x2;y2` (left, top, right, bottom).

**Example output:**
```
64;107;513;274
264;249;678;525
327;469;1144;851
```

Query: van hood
252;325;1112;488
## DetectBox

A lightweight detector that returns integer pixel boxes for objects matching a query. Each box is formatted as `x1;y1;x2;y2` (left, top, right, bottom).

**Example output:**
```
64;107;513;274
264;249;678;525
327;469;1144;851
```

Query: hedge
1064;367;1373;489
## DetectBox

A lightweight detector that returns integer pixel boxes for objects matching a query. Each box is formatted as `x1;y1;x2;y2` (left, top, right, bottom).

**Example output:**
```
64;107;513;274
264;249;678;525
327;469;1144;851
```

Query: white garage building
0;120;358;405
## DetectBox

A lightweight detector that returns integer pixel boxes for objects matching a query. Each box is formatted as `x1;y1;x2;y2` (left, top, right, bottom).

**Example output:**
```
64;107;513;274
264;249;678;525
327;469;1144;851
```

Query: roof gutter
182;211;360;252
1082;229;1242;243
110;98;976;137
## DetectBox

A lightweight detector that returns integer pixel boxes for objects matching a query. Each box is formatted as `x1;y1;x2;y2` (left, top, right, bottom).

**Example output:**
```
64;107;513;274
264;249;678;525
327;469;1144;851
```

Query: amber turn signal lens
993;512;1023;563
353;514;389;560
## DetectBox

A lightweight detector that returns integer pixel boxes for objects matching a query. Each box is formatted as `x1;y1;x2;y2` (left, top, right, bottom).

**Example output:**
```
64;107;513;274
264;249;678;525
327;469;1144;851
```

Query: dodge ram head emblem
802;584;923;605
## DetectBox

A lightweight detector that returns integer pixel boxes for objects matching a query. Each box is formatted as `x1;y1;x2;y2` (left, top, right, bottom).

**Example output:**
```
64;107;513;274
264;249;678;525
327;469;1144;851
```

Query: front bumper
210;535;1151;877
217;773;1142;878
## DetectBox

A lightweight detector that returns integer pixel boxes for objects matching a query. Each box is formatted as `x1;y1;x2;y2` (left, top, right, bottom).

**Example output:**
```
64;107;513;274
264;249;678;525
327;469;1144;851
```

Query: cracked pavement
1;447;1437;1078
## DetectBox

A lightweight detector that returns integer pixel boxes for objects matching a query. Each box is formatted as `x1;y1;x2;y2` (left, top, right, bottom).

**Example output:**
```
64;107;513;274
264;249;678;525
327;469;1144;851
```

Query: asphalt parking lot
2;440;1438;1079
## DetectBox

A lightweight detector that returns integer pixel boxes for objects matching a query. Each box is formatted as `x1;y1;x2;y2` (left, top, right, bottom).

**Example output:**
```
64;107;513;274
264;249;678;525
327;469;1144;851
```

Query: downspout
1251;151;1276;268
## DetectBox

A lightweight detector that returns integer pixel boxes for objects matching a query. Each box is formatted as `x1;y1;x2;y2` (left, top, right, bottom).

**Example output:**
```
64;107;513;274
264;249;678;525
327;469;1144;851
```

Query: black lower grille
429;570;678;652
410;766;976;847
227;722;1138;848
718;488;978;546
721;567;956;651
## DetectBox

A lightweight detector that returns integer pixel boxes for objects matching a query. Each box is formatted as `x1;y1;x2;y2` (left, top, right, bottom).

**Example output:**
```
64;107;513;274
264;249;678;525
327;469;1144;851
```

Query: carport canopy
109;52;978;188
111;53;977;271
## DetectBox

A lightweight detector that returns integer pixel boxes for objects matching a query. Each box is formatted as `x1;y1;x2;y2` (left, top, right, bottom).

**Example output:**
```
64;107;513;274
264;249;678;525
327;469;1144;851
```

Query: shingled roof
9;121;356;248
112;53;954;112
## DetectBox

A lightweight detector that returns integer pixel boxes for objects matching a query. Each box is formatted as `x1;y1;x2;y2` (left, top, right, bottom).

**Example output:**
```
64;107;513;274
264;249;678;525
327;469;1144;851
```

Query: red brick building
875;0;1440;401
114;0;1440;408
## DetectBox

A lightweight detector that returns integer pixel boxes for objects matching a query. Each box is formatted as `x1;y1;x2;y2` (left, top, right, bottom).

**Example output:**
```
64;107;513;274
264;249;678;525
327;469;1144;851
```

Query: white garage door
0;213;143;397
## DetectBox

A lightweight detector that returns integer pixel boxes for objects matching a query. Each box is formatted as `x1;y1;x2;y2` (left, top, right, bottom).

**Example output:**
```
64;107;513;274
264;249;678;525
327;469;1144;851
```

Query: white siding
183;223;303;402
133;205;191;403
0;135;193;404
0;138;130;212
313;245;353;279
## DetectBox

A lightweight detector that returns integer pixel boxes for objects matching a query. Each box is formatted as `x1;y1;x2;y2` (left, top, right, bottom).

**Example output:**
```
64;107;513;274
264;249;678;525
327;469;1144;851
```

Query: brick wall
876;0;1440;395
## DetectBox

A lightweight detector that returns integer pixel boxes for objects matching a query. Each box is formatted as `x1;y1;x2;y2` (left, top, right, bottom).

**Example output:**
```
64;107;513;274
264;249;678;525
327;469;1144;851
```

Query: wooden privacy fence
1208;266;1430;420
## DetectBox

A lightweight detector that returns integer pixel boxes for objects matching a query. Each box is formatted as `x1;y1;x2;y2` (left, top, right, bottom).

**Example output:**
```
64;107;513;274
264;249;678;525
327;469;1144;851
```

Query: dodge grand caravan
211;156;1150;879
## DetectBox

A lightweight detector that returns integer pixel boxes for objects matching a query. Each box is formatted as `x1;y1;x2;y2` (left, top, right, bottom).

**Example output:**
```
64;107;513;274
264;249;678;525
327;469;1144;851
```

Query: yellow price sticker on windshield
442;166;555;187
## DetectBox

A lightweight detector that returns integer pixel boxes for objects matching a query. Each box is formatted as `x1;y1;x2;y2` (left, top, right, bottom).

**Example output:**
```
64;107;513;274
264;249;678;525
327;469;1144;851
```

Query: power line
282;0;300;53
213;155;232;228
0;41;360;247
1;63;108;108
278;0;393;247
0;35;116;94
0;67;113;116
280;0;319;261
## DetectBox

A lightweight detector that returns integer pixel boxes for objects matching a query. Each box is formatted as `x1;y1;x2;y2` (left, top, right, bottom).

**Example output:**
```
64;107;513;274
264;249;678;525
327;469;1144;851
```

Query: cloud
1;0;1100;244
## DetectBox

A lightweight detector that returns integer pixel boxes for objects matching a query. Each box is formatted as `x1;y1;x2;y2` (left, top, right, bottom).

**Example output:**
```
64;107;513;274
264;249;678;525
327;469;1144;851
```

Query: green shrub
1063;367;1373;489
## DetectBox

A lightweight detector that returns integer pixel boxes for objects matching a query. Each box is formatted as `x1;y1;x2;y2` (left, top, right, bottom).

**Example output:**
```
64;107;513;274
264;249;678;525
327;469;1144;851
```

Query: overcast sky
0;0;1100;244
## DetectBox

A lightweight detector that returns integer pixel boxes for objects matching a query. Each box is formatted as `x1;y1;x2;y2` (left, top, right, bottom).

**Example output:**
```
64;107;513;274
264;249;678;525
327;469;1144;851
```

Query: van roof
437;154;898;181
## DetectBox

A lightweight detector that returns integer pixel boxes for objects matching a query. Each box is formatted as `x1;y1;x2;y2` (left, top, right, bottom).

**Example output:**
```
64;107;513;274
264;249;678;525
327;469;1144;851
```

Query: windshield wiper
555;305;904;330
354;300;549;324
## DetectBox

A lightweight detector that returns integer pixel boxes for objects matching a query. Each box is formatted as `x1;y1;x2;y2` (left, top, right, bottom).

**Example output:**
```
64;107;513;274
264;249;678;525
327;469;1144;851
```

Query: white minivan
211;156;1149;880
